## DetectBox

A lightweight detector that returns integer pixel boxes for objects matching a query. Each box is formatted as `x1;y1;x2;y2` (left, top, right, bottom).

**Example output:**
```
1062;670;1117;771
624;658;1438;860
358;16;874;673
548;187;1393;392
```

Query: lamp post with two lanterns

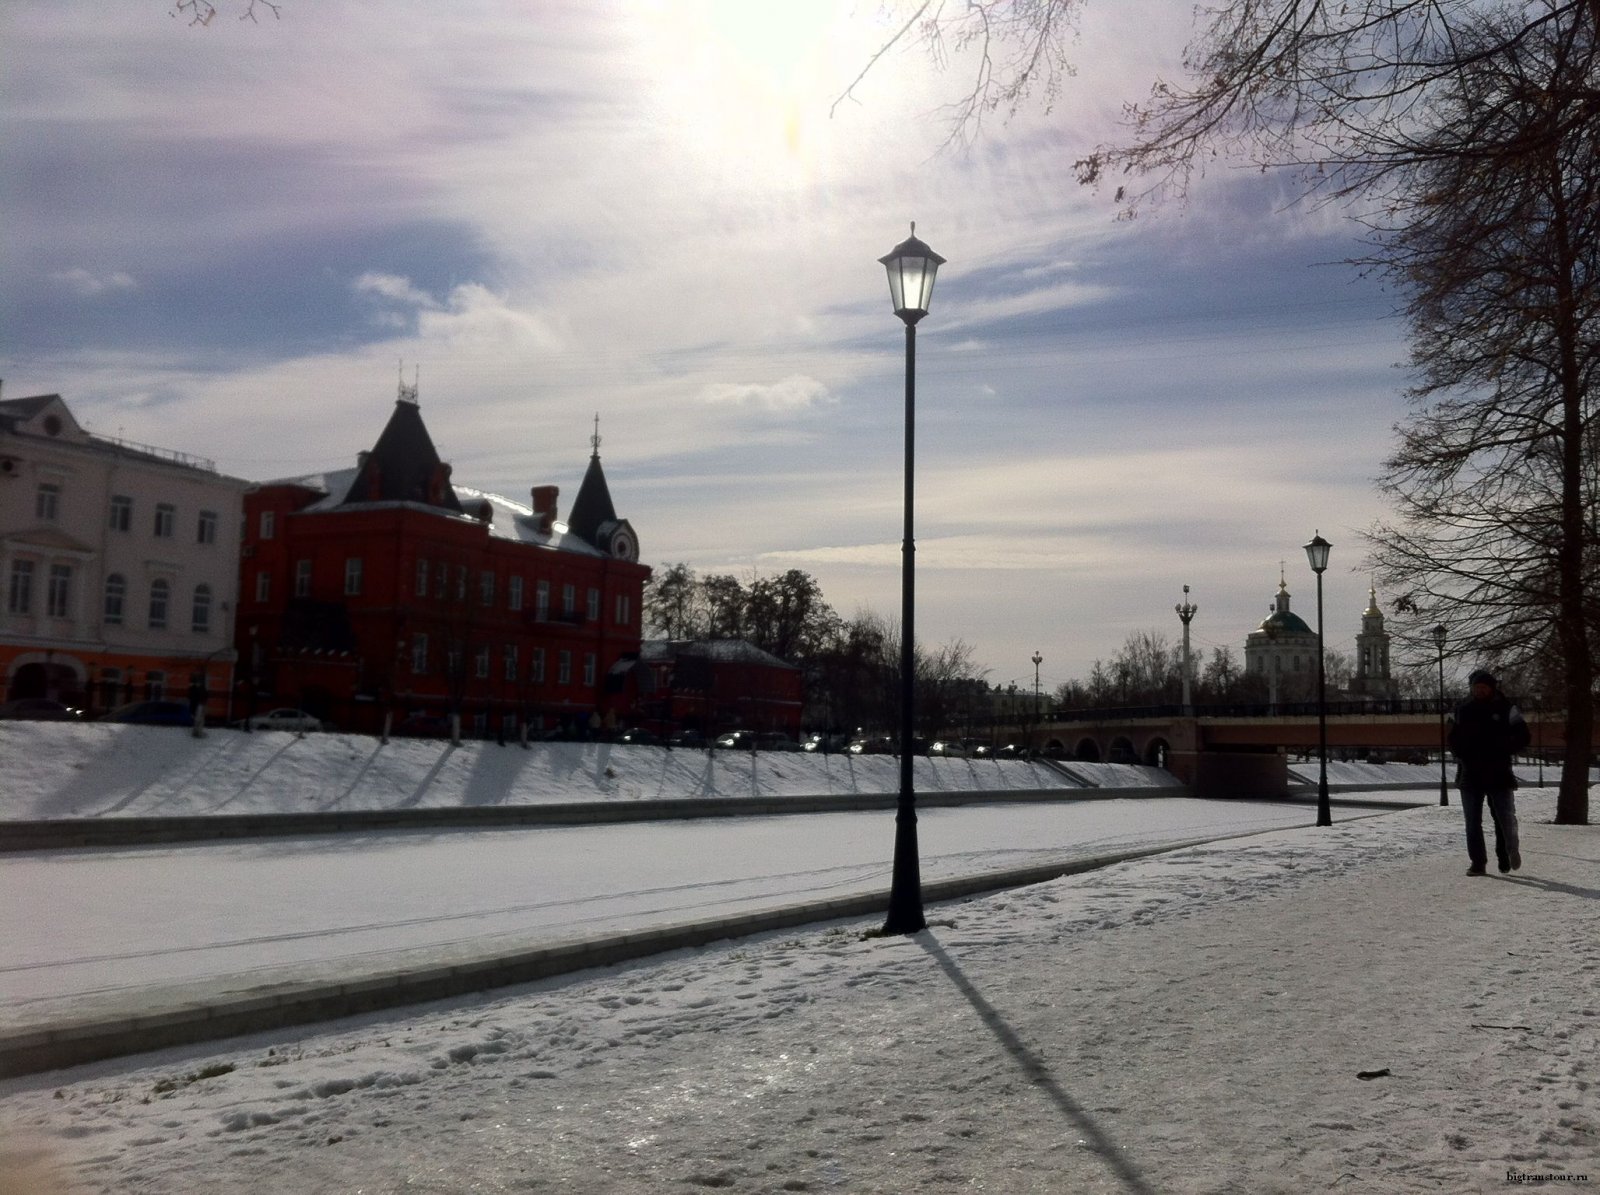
879;224;945;937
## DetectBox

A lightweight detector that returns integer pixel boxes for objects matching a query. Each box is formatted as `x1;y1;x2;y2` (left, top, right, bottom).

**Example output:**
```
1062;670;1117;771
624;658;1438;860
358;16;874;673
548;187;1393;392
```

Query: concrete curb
0;834;1234;1079
0;787;1186;852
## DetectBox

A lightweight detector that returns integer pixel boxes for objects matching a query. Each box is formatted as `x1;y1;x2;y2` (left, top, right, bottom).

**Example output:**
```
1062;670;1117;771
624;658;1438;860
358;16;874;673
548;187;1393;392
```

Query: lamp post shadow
918;933;1157;1195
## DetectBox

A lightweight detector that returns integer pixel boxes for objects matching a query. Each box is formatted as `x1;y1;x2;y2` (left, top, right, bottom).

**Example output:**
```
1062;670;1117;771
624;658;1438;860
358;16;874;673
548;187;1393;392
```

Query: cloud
698;374;835;412
352;272;441;309
49;268;136;297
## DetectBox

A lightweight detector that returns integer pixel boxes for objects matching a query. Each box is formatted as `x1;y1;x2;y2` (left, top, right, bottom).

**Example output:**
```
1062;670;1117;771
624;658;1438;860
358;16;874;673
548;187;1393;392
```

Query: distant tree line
643;565;986;736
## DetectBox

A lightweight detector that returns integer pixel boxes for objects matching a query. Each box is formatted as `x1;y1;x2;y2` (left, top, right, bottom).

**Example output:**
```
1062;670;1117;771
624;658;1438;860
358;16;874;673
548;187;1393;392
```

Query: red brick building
238;395;649;737
638;639;804;738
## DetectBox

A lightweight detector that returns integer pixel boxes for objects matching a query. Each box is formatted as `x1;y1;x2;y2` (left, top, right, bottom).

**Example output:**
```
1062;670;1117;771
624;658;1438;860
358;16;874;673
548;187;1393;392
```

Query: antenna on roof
397;359;420;406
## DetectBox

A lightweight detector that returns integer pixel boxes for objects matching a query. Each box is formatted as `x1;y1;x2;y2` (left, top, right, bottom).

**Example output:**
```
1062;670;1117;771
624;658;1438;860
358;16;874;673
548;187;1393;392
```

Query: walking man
1447;669;1530;875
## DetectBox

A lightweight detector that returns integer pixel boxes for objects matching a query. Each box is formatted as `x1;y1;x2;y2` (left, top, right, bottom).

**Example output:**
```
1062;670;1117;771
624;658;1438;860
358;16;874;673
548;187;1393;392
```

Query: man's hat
1469;669;1497;687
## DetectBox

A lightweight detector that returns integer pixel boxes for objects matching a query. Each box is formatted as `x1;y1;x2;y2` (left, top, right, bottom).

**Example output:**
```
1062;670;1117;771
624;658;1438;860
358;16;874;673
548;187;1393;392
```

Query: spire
591;412;602;459
397;360;420;406
567;417;620;549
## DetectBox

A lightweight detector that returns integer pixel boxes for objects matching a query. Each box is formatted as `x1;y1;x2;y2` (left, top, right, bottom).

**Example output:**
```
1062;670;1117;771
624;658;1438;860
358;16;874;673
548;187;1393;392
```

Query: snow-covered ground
2;790;1594;1193
0;723;1180;823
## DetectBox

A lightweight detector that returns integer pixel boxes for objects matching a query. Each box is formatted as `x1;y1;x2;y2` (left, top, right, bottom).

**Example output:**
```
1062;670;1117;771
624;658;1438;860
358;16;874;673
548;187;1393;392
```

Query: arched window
104;573;126;625
192;583;212;633
149;579;170;630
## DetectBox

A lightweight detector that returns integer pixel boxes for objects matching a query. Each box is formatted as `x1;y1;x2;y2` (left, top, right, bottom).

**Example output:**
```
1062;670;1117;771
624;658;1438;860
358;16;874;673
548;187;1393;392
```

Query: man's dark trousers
1460;780;1519;871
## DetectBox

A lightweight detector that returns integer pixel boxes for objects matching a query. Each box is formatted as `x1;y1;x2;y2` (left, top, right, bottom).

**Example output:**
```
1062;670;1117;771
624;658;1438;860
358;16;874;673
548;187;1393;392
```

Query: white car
245;708;326;732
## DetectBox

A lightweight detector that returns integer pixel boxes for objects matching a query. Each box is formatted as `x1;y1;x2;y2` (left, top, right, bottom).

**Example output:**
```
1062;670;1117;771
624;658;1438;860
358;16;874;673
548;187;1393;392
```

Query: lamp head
1304;532;1332;575
879;223;945;325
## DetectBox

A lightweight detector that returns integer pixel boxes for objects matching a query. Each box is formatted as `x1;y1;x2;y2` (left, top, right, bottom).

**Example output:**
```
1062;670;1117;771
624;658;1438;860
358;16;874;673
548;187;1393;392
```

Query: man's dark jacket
1448;691;1530;789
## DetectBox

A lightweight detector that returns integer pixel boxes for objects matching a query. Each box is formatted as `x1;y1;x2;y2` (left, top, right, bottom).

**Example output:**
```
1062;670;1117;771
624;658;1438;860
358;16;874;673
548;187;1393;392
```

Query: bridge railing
1033;697;1457;724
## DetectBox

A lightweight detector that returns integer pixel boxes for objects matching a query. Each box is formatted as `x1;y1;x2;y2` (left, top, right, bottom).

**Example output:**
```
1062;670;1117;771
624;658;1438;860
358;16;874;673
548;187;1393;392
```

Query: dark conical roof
566;450;618;548
341;399;463;513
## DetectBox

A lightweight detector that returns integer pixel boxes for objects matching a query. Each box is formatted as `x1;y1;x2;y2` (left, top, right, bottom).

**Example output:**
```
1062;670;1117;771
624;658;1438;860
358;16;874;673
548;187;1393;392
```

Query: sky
0;1;1415;690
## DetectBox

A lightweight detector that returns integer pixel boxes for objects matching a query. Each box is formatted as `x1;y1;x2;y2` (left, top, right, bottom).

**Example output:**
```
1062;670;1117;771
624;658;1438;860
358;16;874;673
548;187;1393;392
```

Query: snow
1;726;1595;1192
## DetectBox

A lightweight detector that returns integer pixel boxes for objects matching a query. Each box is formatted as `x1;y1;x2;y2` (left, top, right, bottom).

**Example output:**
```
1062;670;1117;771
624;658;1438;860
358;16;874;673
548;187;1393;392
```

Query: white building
0;393;248;714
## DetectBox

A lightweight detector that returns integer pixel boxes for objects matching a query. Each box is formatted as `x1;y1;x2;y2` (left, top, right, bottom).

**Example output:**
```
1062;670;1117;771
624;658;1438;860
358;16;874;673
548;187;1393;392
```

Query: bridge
1002;700;1584;799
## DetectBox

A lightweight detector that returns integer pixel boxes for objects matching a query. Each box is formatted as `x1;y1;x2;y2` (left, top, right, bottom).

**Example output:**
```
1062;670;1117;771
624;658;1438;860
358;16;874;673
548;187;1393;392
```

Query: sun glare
639;0;875;181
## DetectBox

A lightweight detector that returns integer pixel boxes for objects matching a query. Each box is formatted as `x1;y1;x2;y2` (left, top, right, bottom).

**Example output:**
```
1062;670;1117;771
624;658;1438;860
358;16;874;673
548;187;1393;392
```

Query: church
1243;572;1397;704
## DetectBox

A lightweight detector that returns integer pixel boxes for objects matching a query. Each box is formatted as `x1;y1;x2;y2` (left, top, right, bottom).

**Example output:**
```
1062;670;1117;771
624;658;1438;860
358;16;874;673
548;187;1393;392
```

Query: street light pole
1432;623;1449;806
1031;650;1042;749
879;224;944;937
1175;585;1197;711
1304;533;1332;827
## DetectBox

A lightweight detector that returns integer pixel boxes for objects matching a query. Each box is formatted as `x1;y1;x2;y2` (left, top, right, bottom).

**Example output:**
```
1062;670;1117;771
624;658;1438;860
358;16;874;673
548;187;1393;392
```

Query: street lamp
1031;650;1043;743
1432;623;1449;806
879;223;944;936
1304;532;1332;827
1175;585;1198;710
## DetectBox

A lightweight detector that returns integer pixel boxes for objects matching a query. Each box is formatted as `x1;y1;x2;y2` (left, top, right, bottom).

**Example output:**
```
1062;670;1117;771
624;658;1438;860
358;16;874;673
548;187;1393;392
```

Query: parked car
394;713;451;739
928;739;969;758
667;729;707;749
242;708;326;732
100;700;194;726
617;727;662;746
970;743;995;758
994;743;1028;759
755;732;800;752
714;730;757;751
847;735;894;755
802;732;848;754
0;698;82;721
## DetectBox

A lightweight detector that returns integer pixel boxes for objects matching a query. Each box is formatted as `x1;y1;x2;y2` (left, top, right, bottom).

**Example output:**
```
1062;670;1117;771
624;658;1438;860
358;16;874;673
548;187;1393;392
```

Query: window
416;558;429;597
562;583;576;617
615;594;631;626
148;579;170;629
295;559;312;597
583;652;596;687
47;564;72;618
587;587;600;622
508;576;523;611
503;644;518;682
259;510;276;540
192;584;212;633
472;712;488;737
531;648;546;683
412;633;429;674
144;670;166;701
104;573;126;624
436;563;448;599
456;566;467;601
8;560;34;614
255;571;270;602
558;650;572;685
475;645;490;679
197;510;218;545
345;557;363;596
154;503;175;538
536;580;550;621
480;570;495;607
109;495;132;532
36;483;60;521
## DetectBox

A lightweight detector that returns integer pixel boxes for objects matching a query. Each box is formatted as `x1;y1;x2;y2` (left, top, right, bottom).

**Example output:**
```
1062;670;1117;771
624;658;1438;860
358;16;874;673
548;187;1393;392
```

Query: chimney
531;485;559;534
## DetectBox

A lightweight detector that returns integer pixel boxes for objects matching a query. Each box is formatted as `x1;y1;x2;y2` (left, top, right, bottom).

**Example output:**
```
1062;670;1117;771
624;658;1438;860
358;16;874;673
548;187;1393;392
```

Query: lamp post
1304;532;1332;827
1031;651;1043;748
1432;623;1449;806
1176;585;1197;711
879;223;944;936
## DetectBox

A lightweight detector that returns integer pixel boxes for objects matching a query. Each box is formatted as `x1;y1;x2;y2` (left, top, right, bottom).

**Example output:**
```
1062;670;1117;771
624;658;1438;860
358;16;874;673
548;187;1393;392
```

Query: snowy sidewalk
3;791;1595;1193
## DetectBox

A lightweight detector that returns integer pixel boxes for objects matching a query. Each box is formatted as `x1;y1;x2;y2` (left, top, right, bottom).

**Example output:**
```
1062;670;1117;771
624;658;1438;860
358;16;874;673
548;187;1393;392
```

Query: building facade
238;394;650;737
0;393;248;714
638;639;804;738
1243;571;1396;704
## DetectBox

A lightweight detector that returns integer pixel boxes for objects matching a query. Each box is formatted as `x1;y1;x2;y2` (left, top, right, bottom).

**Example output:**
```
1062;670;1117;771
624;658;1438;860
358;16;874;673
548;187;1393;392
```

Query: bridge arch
1143;737;1171;769
1074;736;1101;762
1108;735;1138;764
